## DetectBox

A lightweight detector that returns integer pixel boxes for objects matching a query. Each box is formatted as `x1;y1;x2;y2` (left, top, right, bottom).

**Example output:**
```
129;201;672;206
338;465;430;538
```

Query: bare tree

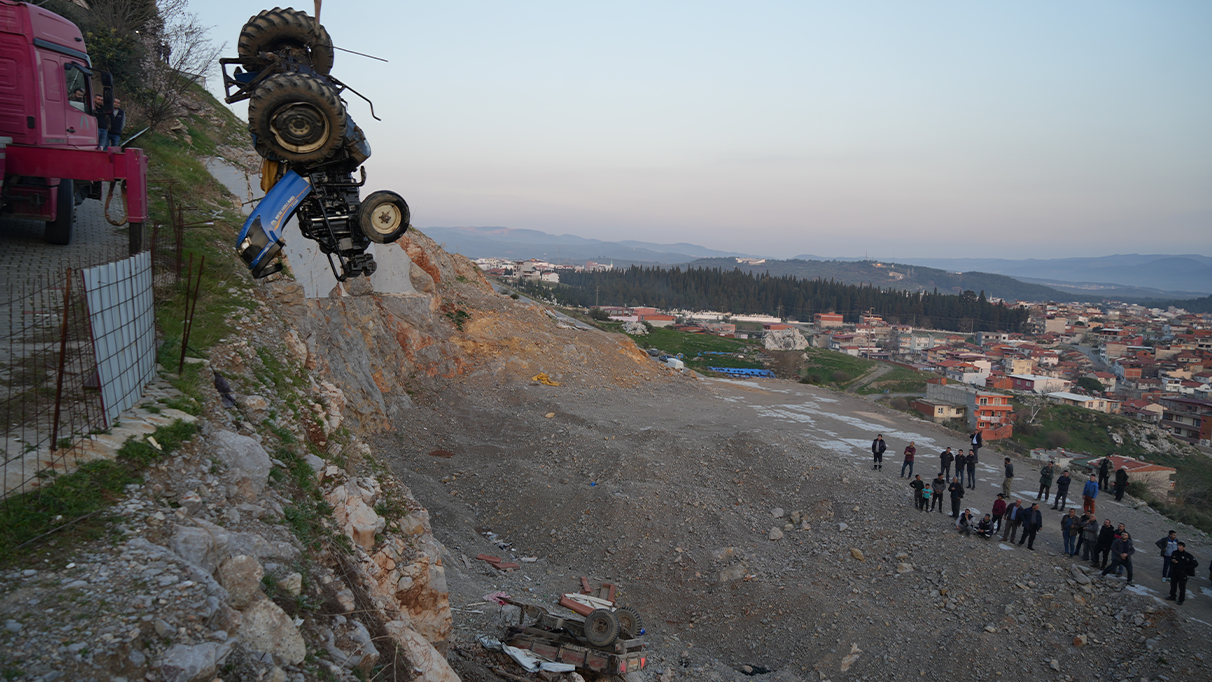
137;0;224;130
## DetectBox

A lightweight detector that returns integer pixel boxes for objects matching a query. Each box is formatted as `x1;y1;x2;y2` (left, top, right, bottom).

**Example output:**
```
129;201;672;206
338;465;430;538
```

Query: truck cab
1;0;147;248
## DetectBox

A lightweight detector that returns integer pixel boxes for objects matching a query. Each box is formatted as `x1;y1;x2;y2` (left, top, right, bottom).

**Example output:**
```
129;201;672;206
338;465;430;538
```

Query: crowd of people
872;433;1207;606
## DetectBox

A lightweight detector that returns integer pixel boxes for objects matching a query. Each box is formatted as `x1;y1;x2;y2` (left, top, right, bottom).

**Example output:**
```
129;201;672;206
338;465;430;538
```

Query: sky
191;1;1212;260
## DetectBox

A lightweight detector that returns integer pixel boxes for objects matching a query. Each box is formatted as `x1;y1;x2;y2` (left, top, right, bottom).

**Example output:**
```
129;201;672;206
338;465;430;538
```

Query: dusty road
378;368;1212;681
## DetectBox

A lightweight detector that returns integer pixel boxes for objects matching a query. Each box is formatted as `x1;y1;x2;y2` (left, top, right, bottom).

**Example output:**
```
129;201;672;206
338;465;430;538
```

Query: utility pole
595;286;600;308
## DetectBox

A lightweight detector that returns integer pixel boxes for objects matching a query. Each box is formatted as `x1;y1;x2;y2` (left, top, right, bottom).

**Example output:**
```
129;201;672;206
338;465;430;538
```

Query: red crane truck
0;0;147;251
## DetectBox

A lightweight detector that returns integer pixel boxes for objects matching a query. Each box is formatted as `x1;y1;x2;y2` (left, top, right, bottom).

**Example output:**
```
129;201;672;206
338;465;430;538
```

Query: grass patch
856;365;931;395
624;327;764;372
799;348;875;388
0;420;197;564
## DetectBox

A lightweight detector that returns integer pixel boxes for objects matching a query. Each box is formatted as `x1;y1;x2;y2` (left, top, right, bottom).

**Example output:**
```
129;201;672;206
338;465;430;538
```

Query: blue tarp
708;367;775;378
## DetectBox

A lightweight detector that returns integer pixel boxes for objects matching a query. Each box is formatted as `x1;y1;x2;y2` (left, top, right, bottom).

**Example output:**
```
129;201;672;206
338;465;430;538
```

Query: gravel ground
375;372;1212;682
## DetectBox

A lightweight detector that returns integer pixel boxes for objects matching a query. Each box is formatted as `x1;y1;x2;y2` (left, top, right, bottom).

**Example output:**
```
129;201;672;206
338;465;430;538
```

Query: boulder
169;526;225;574
209;430;273;499
159;641;234;682
217;555;264;609
383;621;460;682
239;599;306;665
763;328;809;351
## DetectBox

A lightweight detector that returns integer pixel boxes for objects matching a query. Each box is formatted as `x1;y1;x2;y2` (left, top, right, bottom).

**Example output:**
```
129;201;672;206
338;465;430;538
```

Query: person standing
1082;474;1099;514
965;449;977;490
900;441;916;479
1098;456;1113;492
1061;508;1080;556
991;493;1007;532
1001;499;1024;543
1165;543;1198;605
1155;531;1179;582
1091;520;1115;569
872;435;887;471
970;429;983;459
1002;457;1014;498
955;450;968;487
93;94;111;150
1100;531;1135;583
1052;470;1073;511
1037;460;1055;502
930;474;947;513
910;474;926;510
1018;503;1043;550
1114;467;1129;502
948;477;965;518
107;98;125;149
940;447;954;481
1078;514;1098;561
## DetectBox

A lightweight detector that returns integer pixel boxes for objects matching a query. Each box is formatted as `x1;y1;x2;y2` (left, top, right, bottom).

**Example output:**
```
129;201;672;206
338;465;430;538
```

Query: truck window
65;63;87;111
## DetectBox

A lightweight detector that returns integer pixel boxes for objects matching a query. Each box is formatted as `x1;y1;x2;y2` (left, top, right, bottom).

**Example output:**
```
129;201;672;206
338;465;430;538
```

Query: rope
103;180;129;227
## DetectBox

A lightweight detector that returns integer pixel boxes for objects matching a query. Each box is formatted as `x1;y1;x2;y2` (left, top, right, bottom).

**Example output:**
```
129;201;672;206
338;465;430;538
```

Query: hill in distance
419;226;761;265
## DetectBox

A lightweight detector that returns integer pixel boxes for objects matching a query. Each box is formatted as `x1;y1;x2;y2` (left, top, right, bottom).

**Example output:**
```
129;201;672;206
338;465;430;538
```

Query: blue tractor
220;7;409;281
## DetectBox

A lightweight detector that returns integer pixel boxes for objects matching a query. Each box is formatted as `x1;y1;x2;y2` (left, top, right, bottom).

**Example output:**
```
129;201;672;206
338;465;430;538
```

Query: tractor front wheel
356;191;410;244
583;609;620;648
247;73;346;164
238;7;334;75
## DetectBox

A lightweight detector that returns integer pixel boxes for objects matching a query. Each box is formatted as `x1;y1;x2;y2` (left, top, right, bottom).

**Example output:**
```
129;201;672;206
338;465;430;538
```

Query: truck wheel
247;73;346;163
238;7;334;75
615;606;644;637
45;178;74;245
583;609;620;648
356;191;410;244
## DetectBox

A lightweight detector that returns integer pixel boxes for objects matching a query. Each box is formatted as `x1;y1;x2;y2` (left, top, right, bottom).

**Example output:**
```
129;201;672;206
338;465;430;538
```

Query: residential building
1160;396;1212;446
814;313;844;328
1009;374;1072;394
924;378;1014;438
1046;392;1119;414
910;399;965;423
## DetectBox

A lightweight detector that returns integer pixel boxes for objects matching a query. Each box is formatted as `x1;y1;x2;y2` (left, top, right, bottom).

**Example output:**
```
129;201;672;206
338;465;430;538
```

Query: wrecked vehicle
220;7;409;281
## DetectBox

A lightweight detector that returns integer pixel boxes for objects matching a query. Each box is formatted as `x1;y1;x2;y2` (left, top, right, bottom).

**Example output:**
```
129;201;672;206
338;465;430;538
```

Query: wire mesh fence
1;206;170;503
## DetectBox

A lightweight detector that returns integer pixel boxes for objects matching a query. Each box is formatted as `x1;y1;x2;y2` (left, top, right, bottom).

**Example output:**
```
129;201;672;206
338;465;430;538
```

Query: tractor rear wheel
615;606;644;637
238;7;334;75
583;609;620;648
44;178;73;245
248;73;346;164
357;191;410;244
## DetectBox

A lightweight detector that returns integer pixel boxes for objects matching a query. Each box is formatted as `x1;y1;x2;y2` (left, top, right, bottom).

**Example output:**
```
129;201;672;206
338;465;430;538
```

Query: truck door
35;50;95;147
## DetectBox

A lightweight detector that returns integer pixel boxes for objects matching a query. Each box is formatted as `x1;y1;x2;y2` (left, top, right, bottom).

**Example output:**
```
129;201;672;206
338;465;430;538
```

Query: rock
764;328;809;351
1073;634;1088;647
771;507;784;518
209;430;273;500
280;572;303;596
169;526;225;574
850;548;865;562
718;565;748;583
712;547;738;561
1074;595;1086;605
896;563;914;574
409;261;436;294
1049;659;1060;671
790;511;802;524
346;499;382;550
984;625;997;633
622;321;648;335
243;395;270;411
383;622;460;682
217;555;264;609
1071;566;1091;584
837;522;848;532
304;453;326;478
768;527;784;541
239;599;306;665
158;641;234;682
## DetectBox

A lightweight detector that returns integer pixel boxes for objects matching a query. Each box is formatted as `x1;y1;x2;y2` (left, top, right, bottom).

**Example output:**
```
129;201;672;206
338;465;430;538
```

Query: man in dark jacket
1098;456;1112;491
1052;470;1073;511
107;97;125;149
1155;530;1179;582
991;493;1007;532
955;451;968;487
1061;508;1080;556
970;429;983;458
930;474;947;513
965;449;977;489
1037;460;1055;502
948;477;965;518
872;435;887;470
976;514;995;538
1100;531;1136;583
1114;467;1129;501
910;474;926;510
940;447;954;480
1092;519;1115;569
957;509;974;536
1002;458;1014;498
1001;499;1024;543
1165;543;1199;605
1018;503;1043;550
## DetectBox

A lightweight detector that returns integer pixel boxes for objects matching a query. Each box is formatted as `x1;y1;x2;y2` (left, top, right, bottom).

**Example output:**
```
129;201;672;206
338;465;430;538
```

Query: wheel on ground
45;178;73;245
614;606;644;637
582;609;620;648
238;7;334;75
247;73;346;163
356;191;410;244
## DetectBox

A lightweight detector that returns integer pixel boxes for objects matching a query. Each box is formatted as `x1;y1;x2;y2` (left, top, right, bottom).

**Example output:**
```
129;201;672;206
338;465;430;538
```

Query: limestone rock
169;526;226;574
383;621;460;682
764;328;809;351
771;507;784;518
209;430;272;499
239;599;306;665
850;548;865;562
896;563;914;574
159;641;234;682
1073;634;1088;647
768;527;784;541
622;321;648;335
217;555;264;609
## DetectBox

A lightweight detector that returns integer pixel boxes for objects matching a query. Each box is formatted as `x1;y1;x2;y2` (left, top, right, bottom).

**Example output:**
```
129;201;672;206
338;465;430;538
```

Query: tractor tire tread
238;7;334;75
247;72;346;164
